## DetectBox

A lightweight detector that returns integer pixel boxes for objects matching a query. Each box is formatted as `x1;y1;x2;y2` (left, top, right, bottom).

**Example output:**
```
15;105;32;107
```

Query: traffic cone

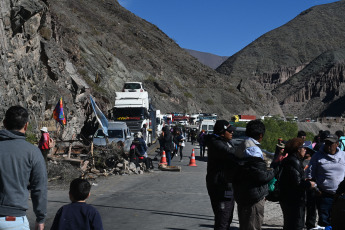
160;151;167;165
188;149;197;166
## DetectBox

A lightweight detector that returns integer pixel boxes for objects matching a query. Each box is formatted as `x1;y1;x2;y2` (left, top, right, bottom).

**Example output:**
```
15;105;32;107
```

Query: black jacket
233;157;274;205
162;130;173;151
205;134;236;190
279;154;311;203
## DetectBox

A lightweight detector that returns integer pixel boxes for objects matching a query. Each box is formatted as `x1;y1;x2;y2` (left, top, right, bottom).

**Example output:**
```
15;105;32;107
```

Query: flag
53;97;67;126
90;95;109;136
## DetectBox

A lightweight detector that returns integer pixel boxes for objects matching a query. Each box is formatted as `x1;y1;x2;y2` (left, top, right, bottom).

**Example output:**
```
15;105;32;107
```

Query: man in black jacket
206;120;237;230
233;120;274;230
161;126;173;166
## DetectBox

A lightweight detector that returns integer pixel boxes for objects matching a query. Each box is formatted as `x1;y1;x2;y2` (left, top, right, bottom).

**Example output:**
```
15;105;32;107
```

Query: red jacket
38;132;50;150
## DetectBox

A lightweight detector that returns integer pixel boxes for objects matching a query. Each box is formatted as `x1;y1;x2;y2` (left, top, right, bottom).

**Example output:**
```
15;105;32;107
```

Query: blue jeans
0;216;29;230
316;193;334;226
165;150;171;166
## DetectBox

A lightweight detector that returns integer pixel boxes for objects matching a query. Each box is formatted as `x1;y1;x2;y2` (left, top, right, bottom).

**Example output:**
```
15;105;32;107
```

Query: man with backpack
233;119;275;230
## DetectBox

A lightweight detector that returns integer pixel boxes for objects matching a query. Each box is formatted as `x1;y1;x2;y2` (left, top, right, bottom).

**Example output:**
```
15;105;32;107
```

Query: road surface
28;141;284;229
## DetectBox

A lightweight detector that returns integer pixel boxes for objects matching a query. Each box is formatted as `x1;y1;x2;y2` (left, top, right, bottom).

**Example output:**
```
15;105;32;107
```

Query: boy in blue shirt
51;178;104;230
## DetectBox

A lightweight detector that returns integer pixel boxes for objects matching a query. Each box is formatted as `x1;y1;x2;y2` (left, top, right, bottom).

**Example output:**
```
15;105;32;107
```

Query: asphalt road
27;141;284;230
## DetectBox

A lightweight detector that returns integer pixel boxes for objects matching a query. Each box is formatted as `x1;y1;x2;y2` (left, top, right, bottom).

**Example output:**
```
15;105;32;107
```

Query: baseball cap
213;120;236;134
324;134;338;143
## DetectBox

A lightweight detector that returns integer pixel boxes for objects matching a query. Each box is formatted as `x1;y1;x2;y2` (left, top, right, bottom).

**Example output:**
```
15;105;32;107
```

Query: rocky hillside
217;1;345;119
184;49;228;69
0;0;258;140
2;0;345;141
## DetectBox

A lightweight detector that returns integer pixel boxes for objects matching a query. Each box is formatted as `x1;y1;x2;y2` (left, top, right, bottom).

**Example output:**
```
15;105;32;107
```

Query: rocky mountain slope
217;1;345;119
1;0;345;140
0;0;260;140
184;49;228;69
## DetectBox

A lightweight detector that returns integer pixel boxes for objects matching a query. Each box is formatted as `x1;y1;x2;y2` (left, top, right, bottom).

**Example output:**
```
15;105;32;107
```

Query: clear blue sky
118;0;339;56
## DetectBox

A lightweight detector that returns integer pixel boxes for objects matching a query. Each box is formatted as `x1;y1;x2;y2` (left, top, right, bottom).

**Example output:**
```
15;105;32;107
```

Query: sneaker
179;159;183;162
310;226;325;230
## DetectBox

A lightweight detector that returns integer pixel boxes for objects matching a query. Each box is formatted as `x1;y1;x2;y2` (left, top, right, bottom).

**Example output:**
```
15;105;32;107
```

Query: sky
118;0;339;57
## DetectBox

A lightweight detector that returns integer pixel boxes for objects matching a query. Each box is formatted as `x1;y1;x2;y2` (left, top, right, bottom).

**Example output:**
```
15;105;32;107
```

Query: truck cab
113;92;150;143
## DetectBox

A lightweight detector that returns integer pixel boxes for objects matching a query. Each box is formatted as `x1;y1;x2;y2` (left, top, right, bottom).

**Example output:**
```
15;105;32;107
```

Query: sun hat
40;127;48;133
135;132;143;138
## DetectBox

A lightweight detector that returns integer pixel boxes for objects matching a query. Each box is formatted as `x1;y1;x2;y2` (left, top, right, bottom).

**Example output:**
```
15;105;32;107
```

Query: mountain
2;0;345;140
217;1;345;119
0;0;259;140
184;49;228;69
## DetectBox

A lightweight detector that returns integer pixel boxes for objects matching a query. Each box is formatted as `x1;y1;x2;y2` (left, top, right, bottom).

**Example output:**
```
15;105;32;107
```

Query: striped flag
90;95;108;136
53;97;67;126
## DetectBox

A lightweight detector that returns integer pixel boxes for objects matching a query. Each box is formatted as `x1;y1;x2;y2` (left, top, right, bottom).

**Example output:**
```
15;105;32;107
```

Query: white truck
112;92;150;143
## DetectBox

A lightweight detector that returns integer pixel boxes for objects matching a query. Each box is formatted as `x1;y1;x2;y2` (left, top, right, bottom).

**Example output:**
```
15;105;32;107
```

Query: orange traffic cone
160;151;167;165
188;149;197;166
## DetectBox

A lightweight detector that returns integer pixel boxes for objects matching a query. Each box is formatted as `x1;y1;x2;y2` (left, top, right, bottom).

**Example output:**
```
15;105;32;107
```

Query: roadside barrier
188;149;197;166
160;151;167;165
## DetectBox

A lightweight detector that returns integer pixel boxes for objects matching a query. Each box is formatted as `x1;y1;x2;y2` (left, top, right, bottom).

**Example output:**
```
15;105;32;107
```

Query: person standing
206;120;237;230
279;138;316;230
141;124;148;143
38;126;50;166
306;134;345;229
233;119;275;230
0;105;47;230
161;126;173;166
199;130;206;158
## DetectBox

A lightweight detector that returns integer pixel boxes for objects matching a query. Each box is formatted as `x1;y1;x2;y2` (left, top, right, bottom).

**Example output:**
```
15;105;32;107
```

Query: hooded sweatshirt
0;130;47;223
306;145;345;194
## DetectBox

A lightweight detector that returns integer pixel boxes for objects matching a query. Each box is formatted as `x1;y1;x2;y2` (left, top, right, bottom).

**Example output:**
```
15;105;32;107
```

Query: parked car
232;127;246;147
92;122;134;152
122;82;145;92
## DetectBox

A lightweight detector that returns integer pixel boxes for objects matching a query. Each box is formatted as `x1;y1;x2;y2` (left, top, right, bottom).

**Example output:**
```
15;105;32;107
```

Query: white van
92;122;134;152
198;120;216;134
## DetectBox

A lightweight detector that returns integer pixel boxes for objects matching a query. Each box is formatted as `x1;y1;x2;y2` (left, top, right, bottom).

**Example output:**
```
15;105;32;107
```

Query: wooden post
91;142;95;169
67;141;72;159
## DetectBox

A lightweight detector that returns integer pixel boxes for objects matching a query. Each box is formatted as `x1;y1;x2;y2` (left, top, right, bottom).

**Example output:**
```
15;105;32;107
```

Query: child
50;178;104;230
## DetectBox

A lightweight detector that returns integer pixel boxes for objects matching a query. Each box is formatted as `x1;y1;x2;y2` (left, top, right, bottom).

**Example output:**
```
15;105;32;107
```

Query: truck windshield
95;129;123;138
124;83;141;89
113;108;146;121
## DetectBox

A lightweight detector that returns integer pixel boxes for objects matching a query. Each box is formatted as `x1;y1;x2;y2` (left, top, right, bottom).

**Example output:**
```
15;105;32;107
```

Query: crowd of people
204;119;345;230
2;105;345;230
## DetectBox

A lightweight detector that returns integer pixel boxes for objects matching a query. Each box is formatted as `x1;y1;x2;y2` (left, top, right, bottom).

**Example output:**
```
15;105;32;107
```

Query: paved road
27;141;283;229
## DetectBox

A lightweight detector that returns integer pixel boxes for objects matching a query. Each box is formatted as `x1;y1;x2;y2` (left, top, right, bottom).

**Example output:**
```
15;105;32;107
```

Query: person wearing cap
279;138;316;230
0;106;47;230
205;120;237;230
232;119;274;230
38;126;50;166
306;134;345;228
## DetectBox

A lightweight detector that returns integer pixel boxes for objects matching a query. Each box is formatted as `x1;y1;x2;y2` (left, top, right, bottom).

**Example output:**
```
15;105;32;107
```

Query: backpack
266;166;283;202
48;138;55;149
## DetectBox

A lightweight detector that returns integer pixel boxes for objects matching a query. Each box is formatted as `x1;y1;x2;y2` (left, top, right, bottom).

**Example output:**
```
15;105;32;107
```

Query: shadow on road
49;200;215;221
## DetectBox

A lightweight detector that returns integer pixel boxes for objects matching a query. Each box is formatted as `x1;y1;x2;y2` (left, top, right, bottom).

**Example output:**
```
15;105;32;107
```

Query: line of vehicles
90;82;257;151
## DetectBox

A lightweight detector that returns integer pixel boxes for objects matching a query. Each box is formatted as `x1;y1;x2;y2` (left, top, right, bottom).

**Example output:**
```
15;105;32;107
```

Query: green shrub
184;92;193;98
205;99;214;105
26;124;38;144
